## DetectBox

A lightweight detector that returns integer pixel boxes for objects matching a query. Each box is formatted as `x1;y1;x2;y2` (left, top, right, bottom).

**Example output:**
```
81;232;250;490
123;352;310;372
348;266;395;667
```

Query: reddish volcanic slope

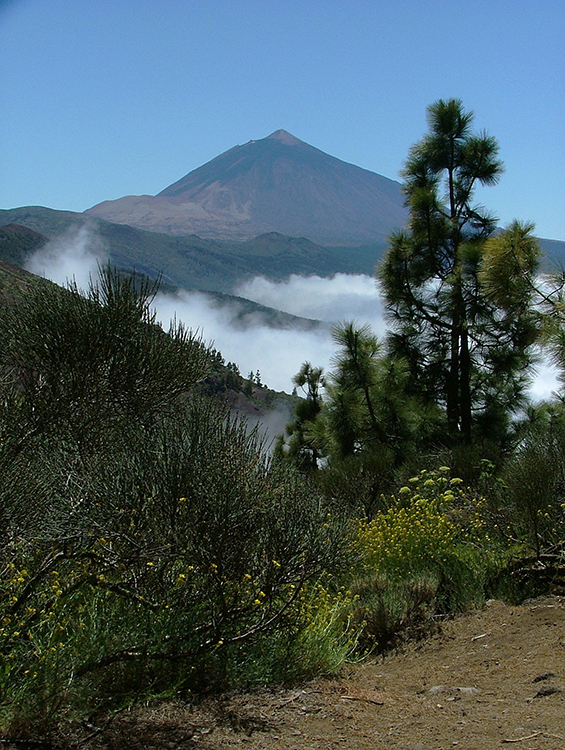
85;130;407;245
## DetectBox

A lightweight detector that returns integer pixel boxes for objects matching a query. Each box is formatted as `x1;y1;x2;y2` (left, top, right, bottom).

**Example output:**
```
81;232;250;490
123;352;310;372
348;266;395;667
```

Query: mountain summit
86;131;407;245
265;129;304;145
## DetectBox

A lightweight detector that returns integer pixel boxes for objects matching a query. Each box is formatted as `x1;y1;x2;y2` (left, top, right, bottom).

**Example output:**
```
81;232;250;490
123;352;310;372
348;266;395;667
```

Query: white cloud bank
153;287;337;392
23;230;561;399
24;224;108;290
235;273;386;334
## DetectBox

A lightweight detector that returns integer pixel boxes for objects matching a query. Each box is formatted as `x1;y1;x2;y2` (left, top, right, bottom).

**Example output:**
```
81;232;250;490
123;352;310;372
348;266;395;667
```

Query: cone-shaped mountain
86;130;407;245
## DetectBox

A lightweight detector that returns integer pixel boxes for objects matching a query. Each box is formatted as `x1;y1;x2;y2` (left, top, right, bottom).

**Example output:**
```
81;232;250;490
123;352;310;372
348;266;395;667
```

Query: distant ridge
0;207;389;294
85;130;408;245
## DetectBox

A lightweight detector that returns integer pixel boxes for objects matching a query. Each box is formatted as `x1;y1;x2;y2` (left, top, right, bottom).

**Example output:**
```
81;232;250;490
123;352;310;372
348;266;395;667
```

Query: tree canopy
378;98;539;445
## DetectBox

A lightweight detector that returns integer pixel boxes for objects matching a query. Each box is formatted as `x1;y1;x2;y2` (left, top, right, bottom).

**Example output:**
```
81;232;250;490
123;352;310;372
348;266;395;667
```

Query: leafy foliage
3;100;565;742
275;361;325;472
500;404;565;557
278;322;442;514
0;267;211;455
0;267;350;733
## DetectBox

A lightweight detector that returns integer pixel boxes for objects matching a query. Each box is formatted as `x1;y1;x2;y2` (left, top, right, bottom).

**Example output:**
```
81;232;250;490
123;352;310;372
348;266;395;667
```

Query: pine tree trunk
447;324;460;436
460;326;472;442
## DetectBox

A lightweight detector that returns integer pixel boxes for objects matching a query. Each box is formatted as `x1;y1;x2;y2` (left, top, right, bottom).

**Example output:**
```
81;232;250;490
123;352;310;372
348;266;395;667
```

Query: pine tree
276;361;324;471
379;99;537;444
314;322;426;464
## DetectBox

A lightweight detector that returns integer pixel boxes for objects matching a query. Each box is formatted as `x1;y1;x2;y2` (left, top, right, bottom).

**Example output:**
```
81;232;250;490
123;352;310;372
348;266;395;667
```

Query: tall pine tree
379;99;537;445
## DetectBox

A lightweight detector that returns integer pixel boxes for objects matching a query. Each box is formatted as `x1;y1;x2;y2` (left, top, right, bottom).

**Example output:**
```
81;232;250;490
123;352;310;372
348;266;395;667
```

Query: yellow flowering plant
350;468;497;646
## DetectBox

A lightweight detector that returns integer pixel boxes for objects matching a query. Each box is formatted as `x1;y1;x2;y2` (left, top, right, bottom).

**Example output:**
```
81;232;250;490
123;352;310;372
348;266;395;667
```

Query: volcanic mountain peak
85;131;408;244
266;129;303;146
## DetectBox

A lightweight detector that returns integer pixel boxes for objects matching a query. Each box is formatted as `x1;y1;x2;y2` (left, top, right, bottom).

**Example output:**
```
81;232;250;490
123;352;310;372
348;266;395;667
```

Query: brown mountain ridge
85;130;408;245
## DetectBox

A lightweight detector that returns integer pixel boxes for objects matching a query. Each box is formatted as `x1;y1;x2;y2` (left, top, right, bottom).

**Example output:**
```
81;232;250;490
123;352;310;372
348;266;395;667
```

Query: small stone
428;685;479;696
532;671;555;682
535;684;561;698
428;685;447;695
455;686;480;695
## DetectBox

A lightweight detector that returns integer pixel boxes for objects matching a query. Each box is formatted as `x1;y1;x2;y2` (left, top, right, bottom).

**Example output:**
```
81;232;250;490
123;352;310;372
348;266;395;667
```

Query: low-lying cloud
153;274;387;393
235;273;386;335
154;287;337;392
24;223;108;290
24;228;561;400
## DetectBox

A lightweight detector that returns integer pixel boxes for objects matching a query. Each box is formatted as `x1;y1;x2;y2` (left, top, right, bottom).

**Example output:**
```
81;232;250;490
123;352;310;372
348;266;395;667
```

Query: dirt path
90;596;565;750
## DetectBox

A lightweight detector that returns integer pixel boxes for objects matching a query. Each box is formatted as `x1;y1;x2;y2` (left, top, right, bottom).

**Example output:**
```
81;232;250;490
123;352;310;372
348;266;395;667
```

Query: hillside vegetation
1;261;564;743
1;207;563;295
1;101;565;743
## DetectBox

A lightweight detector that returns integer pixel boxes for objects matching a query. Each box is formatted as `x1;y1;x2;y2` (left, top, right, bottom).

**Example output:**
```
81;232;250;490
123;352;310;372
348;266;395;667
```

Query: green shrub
0;400;350;727
0;268;351;735
350;469;499;648
501;406;565;557
219;578;362;686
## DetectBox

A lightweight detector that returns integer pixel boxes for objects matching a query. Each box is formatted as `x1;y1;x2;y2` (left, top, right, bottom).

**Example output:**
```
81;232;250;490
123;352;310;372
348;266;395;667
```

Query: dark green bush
0;268;349;733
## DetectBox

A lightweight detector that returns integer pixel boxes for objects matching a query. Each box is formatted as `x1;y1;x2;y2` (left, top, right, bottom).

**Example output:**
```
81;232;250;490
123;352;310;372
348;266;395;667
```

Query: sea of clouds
25;226;560;401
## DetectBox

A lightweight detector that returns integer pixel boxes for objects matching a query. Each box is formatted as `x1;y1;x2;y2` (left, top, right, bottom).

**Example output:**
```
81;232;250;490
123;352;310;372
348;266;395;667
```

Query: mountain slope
0;223;48;266
0;209;332;332
2;207;564;295
0;207;386;292
85;129;408;244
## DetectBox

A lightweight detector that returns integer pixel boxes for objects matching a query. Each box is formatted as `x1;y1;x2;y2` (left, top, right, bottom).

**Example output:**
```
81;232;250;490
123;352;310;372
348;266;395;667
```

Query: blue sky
1;0;564;240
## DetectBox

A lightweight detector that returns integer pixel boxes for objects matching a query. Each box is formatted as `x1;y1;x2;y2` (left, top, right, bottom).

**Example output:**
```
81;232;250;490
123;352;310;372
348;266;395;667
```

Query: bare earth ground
85;596;564;750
